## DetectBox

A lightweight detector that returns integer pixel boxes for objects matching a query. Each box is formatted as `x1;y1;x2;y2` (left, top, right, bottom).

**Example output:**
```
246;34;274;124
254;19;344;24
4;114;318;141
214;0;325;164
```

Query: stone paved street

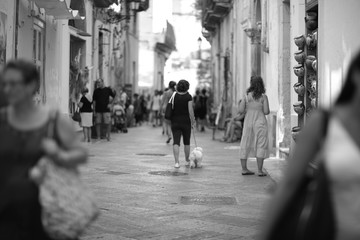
80;126;277;240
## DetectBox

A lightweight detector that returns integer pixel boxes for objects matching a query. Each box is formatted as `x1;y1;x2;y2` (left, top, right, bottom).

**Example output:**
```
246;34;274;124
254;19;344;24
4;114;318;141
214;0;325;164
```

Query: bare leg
96;124;101;139
241;159;254;175
257;157;266;176
167;124;172;139
184;145;190;162
228;121;239;142
106;124;111;141
87;127;91;142
173;144;180;164
82;128;86;141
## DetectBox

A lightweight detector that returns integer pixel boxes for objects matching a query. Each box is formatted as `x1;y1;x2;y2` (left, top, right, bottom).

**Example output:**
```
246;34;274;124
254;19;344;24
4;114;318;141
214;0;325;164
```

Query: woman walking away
263;52;360;240
239;76;270;176
78;88;93;142
198;89;208;132
0;59;87;239
170;79;196;168
162;81;176;143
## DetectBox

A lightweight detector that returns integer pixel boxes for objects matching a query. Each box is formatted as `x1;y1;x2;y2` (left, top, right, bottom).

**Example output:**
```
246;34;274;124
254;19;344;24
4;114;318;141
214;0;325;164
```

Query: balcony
201;0;233;32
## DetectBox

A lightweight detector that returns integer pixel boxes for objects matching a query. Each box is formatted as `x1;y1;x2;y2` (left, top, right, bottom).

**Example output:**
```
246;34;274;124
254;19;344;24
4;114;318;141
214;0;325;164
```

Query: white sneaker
174;163;180;168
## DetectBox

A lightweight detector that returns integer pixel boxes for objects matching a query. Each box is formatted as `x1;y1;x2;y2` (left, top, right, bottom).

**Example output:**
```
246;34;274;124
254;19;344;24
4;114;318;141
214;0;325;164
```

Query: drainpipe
14;0;20;58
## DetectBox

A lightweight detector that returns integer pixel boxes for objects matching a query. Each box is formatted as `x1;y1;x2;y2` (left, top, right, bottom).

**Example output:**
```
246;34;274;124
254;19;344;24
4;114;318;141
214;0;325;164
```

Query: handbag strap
169;92;176;109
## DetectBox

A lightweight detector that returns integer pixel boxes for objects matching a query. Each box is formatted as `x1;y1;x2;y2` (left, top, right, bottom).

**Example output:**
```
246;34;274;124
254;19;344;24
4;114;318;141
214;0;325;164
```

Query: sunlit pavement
80;125;277;240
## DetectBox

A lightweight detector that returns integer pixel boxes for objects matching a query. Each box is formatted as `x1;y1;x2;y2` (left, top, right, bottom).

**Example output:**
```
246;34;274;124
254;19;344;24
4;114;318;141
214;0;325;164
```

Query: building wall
318;0;360;108
0;0;16;63
289;0;305;155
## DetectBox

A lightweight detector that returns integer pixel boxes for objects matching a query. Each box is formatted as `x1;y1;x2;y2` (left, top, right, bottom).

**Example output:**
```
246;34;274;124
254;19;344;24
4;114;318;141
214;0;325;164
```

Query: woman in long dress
239;76;270;176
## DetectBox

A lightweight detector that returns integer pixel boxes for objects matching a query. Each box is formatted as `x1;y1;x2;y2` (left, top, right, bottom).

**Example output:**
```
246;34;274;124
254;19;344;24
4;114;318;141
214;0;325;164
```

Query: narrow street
81;127;275;240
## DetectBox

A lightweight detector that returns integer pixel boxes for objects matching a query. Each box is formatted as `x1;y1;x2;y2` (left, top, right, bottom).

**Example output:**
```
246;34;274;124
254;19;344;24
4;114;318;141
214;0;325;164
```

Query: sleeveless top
0;108;53;239
323;118;360;240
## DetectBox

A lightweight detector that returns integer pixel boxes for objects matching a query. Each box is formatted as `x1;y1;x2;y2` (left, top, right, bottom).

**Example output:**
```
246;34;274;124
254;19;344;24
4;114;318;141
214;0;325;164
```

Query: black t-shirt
93;87;115;112
171;92;192;124
80;96;93;113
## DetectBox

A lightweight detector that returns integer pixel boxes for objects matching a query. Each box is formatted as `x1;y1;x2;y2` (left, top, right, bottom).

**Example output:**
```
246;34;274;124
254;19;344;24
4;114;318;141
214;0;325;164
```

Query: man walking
93;79;115;141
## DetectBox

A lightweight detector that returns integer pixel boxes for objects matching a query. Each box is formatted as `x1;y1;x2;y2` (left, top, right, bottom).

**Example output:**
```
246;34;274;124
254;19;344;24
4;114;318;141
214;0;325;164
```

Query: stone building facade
0;0;147;120
201;0;360;157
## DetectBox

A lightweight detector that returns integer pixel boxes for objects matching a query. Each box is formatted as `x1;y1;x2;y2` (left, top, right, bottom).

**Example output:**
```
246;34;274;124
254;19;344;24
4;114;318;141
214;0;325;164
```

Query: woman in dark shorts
170;80;196;168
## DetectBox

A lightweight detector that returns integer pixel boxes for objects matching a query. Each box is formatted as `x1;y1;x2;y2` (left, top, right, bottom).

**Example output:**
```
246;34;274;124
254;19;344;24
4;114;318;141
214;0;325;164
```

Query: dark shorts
171;122;191;146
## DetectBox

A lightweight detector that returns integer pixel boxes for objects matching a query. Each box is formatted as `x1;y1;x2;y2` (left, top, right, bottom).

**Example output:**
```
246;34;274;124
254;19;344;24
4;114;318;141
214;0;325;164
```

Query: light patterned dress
239;93;269;159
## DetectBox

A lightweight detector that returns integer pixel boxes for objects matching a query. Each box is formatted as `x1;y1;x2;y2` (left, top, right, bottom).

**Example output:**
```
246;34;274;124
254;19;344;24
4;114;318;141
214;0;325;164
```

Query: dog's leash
192;129;198;148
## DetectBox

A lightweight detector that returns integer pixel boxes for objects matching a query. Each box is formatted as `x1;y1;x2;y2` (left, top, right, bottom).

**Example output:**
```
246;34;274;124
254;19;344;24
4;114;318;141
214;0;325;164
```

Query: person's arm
42;114;88;168
261;111;327;238
239;96;246;113
263;94;270;115
78;98;84;109
188;100;196;127
108;88;115;106
92;91;97;113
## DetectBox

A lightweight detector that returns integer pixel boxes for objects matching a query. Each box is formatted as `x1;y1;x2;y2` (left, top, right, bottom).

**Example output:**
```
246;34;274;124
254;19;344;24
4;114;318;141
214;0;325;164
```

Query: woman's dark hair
82;88;89;94
168;81;176;90
247;76;266;100
4;59;40;87
336;51;360;105
201;89;207;95
177;79;190;92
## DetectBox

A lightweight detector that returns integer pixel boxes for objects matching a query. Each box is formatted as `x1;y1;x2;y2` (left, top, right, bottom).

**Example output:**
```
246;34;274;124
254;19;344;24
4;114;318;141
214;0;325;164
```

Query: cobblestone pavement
80;125;276;240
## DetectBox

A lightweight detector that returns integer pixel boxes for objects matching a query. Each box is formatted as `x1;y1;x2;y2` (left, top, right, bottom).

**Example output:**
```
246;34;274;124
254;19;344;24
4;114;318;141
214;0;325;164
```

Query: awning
32;0;73;19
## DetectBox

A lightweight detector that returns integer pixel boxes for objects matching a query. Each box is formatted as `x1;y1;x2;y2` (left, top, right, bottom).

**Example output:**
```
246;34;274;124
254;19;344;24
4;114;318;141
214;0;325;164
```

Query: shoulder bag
72;107;81;123
164;92;176;121
30;110;99;240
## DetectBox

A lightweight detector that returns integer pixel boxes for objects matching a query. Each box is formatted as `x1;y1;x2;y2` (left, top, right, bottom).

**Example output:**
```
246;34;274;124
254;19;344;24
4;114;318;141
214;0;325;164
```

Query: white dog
189;147;203;168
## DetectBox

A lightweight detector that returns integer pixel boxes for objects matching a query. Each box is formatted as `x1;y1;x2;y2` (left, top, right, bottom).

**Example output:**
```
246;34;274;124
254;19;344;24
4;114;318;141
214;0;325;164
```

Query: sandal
242;171;255;176
258;173;267;177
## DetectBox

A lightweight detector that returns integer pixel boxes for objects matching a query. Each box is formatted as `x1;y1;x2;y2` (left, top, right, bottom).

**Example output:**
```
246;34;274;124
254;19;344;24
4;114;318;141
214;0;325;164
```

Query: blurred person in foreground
263;52;360;240
170;80;196;168
78;88;93;143
0;59;87;239
161;81;176;144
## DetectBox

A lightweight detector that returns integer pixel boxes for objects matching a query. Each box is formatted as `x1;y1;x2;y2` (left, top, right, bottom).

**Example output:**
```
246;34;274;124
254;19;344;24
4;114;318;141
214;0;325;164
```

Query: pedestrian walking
151;90;161;127
193;89;201;130
239;76;270;176
93;79;115;141
161;81;176;143
263;52;360;240
133;93;143;125
169;79;196;168
198;89;208;132
0;59;88;239
78;88;93;143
